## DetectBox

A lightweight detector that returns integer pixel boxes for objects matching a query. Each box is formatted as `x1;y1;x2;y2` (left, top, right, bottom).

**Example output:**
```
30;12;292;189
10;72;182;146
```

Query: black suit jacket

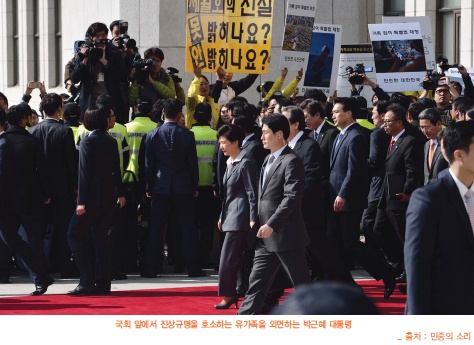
292;131;323;227
29;118;78;197
424;140;449;185
329;123;369;211
145;121;199;195
77;130;124;207
4;125;50;211
314;121;339;199
405;172;474;314
0;133;17;214
379;130;424;210
241;133;269;181
258;146;309;252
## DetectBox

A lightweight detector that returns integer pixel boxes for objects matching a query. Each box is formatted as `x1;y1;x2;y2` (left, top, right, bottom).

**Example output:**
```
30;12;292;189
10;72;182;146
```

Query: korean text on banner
368;22;426;92
279;0;317;71
301;23;342;97
186;0;274;74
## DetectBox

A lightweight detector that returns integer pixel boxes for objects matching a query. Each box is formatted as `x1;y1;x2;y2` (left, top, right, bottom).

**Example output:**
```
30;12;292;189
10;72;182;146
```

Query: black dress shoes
395;270;406;283
0;276;10;284
399;284;407;294
188;270;206;278
383;275;396;299
67;285;98;296
112;273;128;280
30;276;54;296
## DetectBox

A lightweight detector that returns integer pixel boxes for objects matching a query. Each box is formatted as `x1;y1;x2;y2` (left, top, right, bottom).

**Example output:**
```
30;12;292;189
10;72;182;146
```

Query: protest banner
336;44;376;104
301;23;342;96
279;0;317;71
185;0;274;74
383;16;436;71
368;22;426;92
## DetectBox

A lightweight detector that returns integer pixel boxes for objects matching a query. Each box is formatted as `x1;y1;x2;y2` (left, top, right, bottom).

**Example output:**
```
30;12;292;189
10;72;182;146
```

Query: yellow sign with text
186;0;273;73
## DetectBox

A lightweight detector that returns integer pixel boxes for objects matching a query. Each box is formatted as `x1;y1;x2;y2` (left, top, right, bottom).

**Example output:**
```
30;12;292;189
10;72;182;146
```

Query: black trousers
237;241;310;315
146;193;201;275
0;214;50;286
67;206;114;291
373;207;406;267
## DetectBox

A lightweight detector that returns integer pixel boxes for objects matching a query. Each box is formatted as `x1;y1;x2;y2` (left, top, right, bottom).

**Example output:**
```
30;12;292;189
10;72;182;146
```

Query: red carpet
0;280;405;315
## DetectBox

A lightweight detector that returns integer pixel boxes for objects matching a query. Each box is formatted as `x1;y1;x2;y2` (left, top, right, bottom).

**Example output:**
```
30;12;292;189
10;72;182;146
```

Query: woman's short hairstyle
217;123;245;147
83;106;109;131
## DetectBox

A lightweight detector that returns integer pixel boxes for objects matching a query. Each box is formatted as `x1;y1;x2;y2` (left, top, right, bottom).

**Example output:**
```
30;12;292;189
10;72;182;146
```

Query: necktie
335;133;343;147
428;140;435;169
313;131;319;141
464;190;474;233
389;138;395;153
263;155;275;185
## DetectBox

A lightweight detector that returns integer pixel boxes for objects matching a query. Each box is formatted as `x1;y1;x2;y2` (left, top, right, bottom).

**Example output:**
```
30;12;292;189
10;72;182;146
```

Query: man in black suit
300;99;339;233
144;98;205;278
362;100;391;254
327;97;397;298
418;108;449;185
237;114;310;315
373;104;424;288
1;104;50;277
283;106;354;284
405;121;474;314
29;93;78;278
0;107;54;295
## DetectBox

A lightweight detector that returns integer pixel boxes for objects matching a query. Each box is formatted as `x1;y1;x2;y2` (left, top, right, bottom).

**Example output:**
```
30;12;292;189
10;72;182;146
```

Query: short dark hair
231;102;248;117
300;99;324;118
39;93;63;116
194;102;212;123
443;120;474;163
277;97;295;109
135;96;152;114
144;46;165;61
83;106;108;131
232;115;255;134
0;92;8;107
466;105;474;120
375;100;390;114
390;92;411;111
386;104;408;124
229;96;248;107
96;94;115;110
6;104;31;126
163;98;182;119
262;114;290;140
284;106;305;131
334;97;359;119
0;109;6;127
418;108;441;125
303;89;327;103
86;22;109;38
217;123;245;147
407;102;425;121
109;20;120;32
454;96;474;115
150;99;165;123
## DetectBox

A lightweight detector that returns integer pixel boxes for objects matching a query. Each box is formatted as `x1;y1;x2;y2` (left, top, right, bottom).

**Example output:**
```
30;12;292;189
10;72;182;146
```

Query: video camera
437;54;458;72
420;69;443;90
167;67;182;83
132;57;156;82
115;20;137;50
76;38;109;60
342;64;373;84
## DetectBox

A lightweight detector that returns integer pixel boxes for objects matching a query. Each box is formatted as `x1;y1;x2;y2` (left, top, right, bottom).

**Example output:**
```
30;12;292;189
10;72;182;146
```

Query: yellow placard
186;0;273;74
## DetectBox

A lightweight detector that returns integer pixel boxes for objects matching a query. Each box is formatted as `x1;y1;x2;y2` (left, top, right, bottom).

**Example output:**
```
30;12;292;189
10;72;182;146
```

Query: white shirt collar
288;131;304;149
226;149;246;166
315;120;326;134
449;168;474;211
242;133;254;146
269;144;287;162
340;122;356;136
392;129;405;142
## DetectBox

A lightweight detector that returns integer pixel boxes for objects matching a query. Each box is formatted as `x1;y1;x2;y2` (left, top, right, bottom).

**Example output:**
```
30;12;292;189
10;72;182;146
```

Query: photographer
70;22;127;123
128;47;176;110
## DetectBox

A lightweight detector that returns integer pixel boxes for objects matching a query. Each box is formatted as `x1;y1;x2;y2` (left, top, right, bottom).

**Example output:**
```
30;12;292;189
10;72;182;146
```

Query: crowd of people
2;20;474;315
